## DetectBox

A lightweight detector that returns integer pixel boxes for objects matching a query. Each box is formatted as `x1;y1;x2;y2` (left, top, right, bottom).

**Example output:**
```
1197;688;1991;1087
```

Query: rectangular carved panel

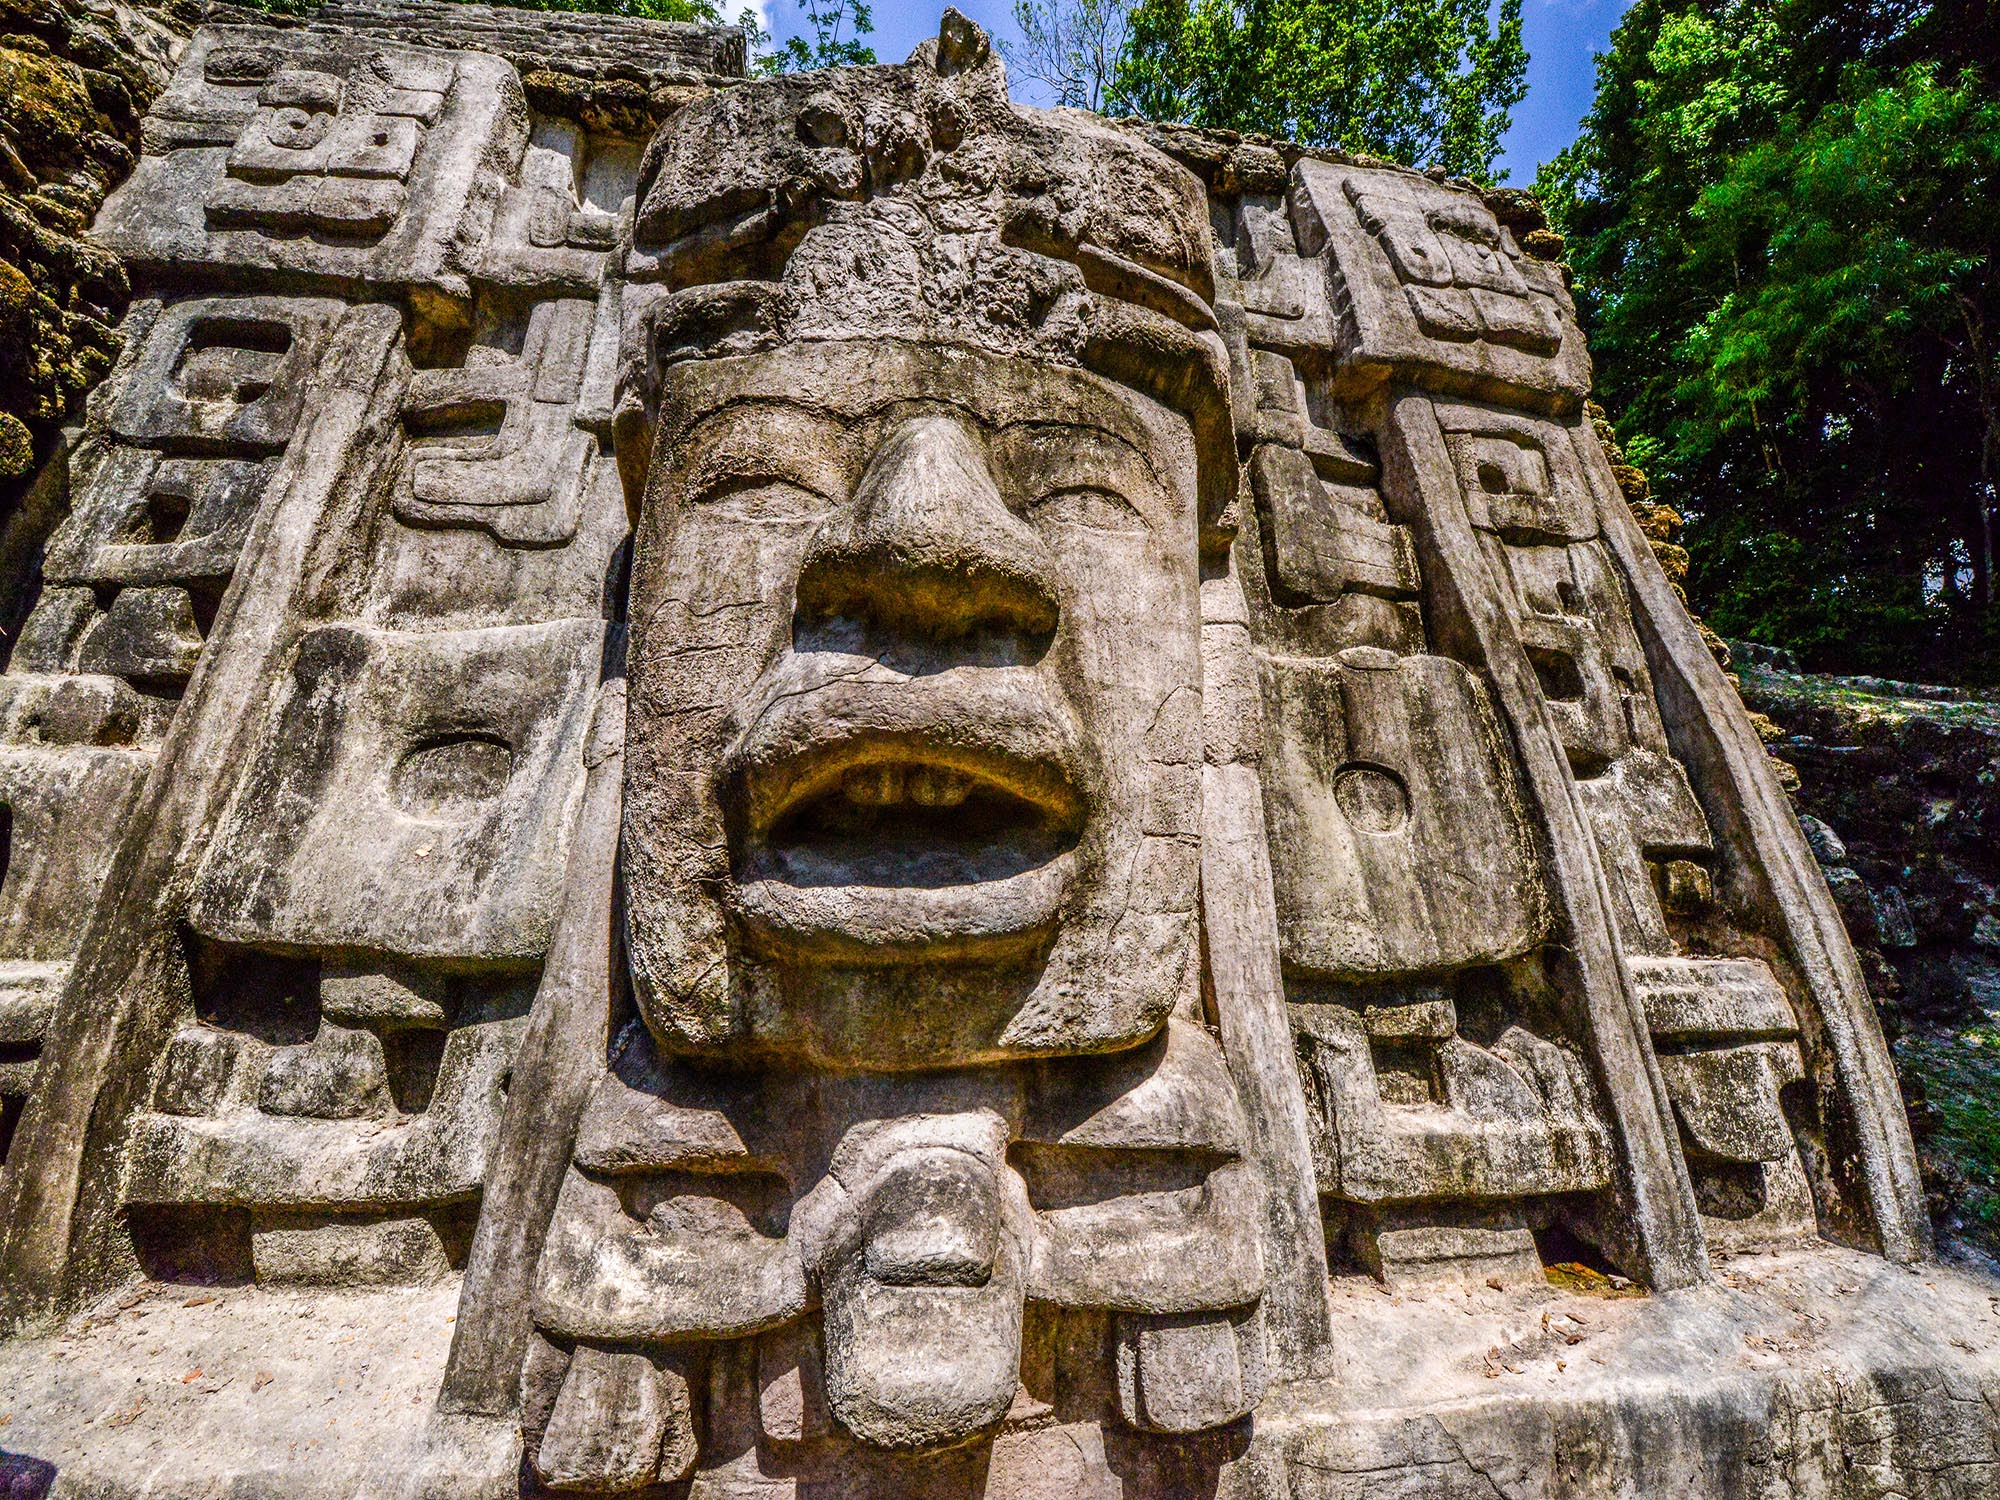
188;619;603;964
1293;160;1591;411
96;27;523;299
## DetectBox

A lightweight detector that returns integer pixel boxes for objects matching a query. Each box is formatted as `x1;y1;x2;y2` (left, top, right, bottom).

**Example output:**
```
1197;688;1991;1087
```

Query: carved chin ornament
0;6;1969;1498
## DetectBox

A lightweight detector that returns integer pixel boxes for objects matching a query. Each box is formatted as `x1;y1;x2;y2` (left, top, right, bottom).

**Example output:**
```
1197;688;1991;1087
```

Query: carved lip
725;675;1088;963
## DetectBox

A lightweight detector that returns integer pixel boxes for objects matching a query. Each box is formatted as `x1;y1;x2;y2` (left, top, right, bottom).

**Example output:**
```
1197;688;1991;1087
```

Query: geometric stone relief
0;11;1976;1499
483;118;638;292
15;294;342;696
124;954;531;1284
45;452;273;594
1258;649;1549;983
105;296;344;456
309;291;631;632
1423;399;1823;1252
1240;443;1624;1282
0;294;344;1168
129;613;603;1284
1294;158;1592;411
95;27;524;299
1199;147;1882;1291
1635;955;1819;1250
1215;239;1623;1287
393;298;601;547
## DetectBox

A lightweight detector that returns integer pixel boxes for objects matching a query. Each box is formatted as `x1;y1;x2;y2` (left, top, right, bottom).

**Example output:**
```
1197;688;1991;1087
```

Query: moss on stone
0;410;31;476
0;0;181;529
0;41;99;179
1898;1025;2000;1252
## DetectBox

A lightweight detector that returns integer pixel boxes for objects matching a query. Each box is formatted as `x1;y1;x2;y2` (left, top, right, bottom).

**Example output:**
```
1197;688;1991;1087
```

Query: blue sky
753;0;1633;183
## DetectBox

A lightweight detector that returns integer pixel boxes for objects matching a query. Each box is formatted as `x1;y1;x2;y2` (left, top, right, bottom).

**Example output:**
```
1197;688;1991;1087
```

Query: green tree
1541;0;2000;679
1112;0;1528;179
756;0;877;72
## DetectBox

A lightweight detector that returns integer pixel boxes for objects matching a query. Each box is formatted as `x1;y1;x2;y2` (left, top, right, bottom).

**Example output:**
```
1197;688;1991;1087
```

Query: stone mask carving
501;15;1266;1481
623;342;1204;1067
0;8;1964;1497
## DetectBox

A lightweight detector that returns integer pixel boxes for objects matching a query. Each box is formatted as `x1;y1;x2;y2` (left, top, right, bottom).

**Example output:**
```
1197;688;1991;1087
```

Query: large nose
795;414;1059;640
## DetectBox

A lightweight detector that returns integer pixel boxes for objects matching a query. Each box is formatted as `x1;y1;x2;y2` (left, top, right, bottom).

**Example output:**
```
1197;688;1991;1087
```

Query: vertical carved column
1286;154;1922;1271
0;20;638;1316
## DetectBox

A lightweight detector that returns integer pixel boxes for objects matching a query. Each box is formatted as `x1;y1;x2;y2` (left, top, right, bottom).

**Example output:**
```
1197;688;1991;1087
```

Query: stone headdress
613;9;1237;538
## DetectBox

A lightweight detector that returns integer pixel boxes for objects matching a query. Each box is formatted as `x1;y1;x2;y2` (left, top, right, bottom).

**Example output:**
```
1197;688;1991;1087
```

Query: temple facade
0;7;1996;1496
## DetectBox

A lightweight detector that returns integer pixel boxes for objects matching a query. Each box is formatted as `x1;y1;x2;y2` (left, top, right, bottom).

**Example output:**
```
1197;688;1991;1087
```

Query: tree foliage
1111;0;1528;179
754;0;876;72
1541;0;2000;680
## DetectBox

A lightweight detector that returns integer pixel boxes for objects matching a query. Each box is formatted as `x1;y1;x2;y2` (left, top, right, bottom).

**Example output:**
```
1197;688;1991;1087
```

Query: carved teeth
843;766;905;806
839;764;974;808
909;767;971;807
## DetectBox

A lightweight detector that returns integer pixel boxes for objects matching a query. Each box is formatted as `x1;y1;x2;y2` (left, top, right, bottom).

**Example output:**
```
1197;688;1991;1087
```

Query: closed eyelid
1027;485;1147;532
678;404;851;506
992;426;1168;511
688;470;832;506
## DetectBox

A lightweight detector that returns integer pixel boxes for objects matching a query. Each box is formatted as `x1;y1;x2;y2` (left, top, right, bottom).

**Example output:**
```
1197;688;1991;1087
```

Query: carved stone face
622;339;1203;1068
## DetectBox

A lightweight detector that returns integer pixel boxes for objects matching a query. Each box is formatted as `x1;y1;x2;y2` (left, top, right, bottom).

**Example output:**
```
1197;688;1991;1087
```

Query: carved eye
1027;486;1144;533
1333;763;1410;834
394;733;513;820
689;479;829;523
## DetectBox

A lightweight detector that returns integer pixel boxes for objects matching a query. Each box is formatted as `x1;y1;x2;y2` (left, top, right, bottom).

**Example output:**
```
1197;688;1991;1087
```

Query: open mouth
729;731;1086;964
755;749;1078;888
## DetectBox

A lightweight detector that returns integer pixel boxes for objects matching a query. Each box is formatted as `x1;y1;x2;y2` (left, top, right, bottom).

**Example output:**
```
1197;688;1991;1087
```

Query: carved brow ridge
684;395;1172;504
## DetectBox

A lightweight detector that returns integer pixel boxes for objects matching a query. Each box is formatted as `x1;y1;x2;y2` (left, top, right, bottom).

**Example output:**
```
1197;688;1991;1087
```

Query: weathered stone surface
2;1246;1997;1497
0;5;1989;1496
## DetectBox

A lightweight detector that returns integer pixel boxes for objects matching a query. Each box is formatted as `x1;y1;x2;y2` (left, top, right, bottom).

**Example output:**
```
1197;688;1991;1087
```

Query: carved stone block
0;746;152;978
1250;443;1419;604
107;296;344;454
1295;160;1592;410
394;298;598;546
127;964;529;1218
1259;650;1550;980
96;27;523;298
1435;400;1597;543
189;619;603;962
1634;955;1817;1249
1293;992;1615;1222
46;451;272;588
482;118;637;291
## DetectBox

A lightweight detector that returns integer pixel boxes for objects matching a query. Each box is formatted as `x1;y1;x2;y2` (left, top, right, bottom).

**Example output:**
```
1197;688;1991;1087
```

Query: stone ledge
3;1249;1995;1498
194;0;747;85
